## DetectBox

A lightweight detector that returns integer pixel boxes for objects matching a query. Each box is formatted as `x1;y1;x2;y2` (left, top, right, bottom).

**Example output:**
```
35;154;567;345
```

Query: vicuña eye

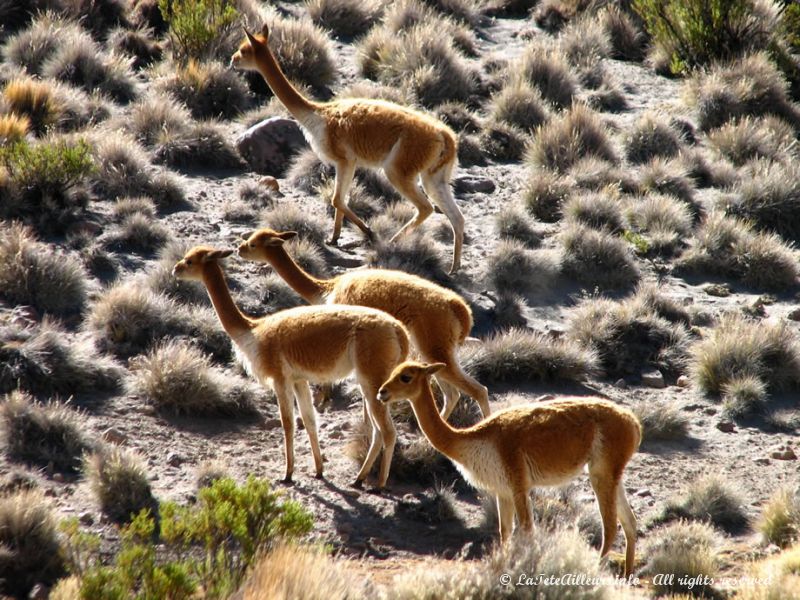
400;374;412;384
186;260;192;265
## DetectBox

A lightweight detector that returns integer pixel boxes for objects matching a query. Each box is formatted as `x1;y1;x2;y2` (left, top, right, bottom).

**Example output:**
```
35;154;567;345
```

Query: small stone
641;370;666;389
770;448;797;461
296;416;305;430
328;430;343;440
28;583;49;599
636;489;652;497
259;176;280;193
788;307;800;322
264;418;282;431
754;457;771;466
704;407;717;416
704;283;730;297
166;452;184;467
716;420;736;433
52;473;65;484
677;375;691;388
79;511;94;526
453;175;496;195
614;378;628;389
102;427;127;445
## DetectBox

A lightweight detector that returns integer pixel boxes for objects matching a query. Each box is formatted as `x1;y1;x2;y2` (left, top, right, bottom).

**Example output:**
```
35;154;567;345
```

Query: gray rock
235;117;308;176
716;420;736;433
166;452;184;467
641;370;665;389
453;175;495;195
264;418;282;431
676;375;691;388
79;511;94;526
102;427;127;445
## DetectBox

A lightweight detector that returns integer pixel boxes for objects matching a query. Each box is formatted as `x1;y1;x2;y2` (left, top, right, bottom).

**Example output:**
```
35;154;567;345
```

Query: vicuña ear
261;23;270;38
277;231;298;241
244;27;257;45
424;363;447;376
206;249;234;261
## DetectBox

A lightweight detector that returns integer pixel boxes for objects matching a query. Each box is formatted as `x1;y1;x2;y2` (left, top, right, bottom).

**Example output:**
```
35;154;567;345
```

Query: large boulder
235;117;308;176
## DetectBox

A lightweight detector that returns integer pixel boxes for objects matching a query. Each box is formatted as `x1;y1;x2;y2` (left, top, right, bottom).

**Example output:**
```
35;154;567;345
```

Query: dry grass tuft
659;475;749;533
625;192;694;256
633;400;690;444
155;59;250;120
708;116;797;166
560;223;640;290
728;160;800;243
758;487;800;548
130;339;258;416
261;204;328;247
722;375;768;419
641;520;721;597
2;77;61;135
489;77;549;132
153;121;245;171
0;112;30;144
599;5;646;62
494;204;542;247
103;212;168;254
86;446;157;524
241;543;365;600
2;12;89;76
461;327;598;385
0;318;121;398
526;104;617;172
485;241;560;296
685;52;799;132
0;489;65;598
563;189;625;233
195;460;229;490
87;283;229;360
286;148;334;193
367;230;449;284
1;390;93;473
435;101;481;133
106;26;163;70
307;0;383;38
690;312;800;397
558;14;610;69
516;42;578;110
569;156;638;194
677;212;799;291
122;92;193;147
89;135;187;209
625;112;682;165
359;21;476;107
568;285;691;378
522;170;573;222
0;222;88;316
478;119;527;162
41;34;138;104
266;11;338;93
144;239;209;305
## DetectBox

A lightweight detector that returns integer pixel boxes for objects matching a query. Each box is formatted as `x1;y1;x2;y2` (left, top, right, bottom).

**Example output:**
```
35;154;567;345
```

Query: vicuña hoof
367;485;387;496
314;471;325;480
351;478;364;490
326;237;340;246
280;475;294;486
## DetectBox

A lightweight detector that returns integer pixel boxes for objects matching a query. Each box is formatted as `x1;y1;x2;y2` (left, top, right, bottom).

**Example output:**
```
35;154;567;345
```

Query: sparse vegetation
527;104;617;172
758;486;800;547
625;112;682;165
461;327;598;385
158;0;241;62
722;375;768;419
307;0;383;39
641;520;721;597
560;223;641;289
708;115;797;166
563;189;625;232
633;400;690;443
485;240;560;296
490;77;549;131
130;339;257;416
523;170;573;222
1;390;93;473
0;490;65;598
659;475;750;533
677;212;800;291
568;286;691;378
156;59;250;120
691;312;800;396
86;447;158;523
494;204;542;247
625;192;694;255
516;42;578;110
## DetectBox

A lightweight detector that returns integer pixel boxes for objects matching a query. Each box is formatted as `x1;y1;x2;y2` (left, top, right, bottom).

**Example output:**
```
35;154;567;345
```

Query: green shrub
158;0;240;62
0;490;65;598
461;328;598;385
633;0;782;75
1;390;93;474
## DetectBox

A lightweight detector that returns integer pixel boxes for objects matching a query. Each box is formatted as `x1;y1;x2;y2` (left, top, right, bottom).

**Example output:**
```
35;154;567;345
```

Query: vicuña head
171;244;409;490
231;23;465;273
378;360;641;577
239;227;490;419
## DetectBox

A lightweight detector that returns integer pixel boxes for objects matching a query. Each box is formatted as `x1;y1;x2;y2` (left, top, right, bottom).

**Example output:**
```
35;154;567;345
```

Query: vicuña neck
254;44;317;120
201;262;254;338
409;385;463;460
267;246;331;304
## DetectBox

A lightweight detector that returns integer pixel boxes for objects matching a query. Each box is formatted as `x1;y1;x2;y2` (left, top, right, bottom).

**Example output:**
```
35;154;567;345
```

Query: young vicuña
230;24;466;273
238;227;490;419
172;246;409;488
378;361;641;576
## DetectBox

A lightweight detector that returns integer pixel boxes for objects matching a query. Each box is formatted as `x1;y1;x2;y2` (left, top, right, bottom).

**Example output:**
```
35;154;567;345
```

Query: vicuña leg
497;495;515;543
616;480;637;576
293;381;324;478
422;170;464;273
512;485;533;535
274;381;295;483
329;160;370;244
427;347;491;418
385;167;434;242
589;464;620;562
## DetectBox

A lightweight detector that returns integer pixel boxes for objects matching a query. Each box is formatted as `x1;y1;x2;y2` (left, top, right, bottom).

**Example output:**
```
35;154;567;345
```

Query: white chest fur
451;440;511;496
233;331;263;381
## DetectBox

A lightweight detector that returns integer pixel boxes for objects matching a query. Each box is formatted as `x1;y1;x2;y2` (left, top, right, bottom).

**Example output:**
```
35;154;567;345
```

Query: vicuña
231;24;466;273
173;246;409;489
378;361;641;576
238;227;490;418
